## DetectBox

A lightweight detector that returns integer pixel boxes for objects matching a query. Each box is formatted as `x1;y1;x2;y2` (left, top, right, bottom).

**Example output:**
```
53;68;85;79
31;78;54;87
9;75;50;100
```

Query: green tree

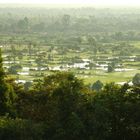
132;73;140;86
107;64;114;73
92;80;103;91
17;17;29;31
0;49;16;116
11;45;17;64
62;14;71;27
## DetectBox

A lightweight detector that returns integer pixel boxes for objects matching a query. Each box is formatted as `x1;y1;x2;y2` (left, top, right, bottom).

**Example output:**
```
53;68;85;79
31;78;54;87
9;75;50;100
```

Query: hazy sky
0;0;140;6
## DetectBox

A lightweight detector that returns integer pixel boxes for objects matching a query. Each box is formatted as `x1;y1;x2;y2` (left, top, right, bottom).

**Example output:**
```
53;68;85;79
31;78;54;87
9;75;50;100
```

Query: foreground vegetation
0;49;140;140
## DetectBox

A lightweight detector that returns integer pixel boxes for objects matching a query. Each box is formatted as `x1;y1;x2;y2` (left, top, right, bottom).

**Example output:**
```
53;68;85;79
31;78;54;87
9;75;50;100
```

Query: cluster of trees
0;49;140;139
0;49;16;116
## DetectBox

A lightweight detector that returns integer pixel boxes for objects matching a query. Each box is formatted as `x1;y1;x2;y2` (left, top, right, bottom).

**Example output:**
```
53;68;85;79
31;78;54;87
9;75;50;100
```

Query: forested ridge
0;48;140;140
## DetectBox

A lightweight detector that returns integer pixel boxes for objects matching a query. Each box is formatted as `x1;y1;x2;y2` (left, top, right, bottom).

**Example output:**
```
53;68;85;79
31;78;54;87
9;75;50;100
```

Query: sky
0;0;140;6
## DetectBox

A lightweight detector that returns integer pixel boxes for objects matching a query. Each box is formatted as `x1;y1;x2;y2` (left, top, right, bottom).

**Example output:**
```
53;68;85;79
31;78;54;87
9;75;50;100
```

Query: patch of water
15;80;26;84
3;61;20;64
22;67;30;71
18;72;29;75
115;68;135;72
117;81;133;86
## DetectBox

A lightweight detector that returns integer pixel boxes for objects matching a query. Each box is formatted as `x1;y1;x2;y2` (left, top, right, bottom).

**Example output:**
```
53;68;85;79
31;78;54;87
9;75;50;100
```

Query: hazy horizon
1;0;140;7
